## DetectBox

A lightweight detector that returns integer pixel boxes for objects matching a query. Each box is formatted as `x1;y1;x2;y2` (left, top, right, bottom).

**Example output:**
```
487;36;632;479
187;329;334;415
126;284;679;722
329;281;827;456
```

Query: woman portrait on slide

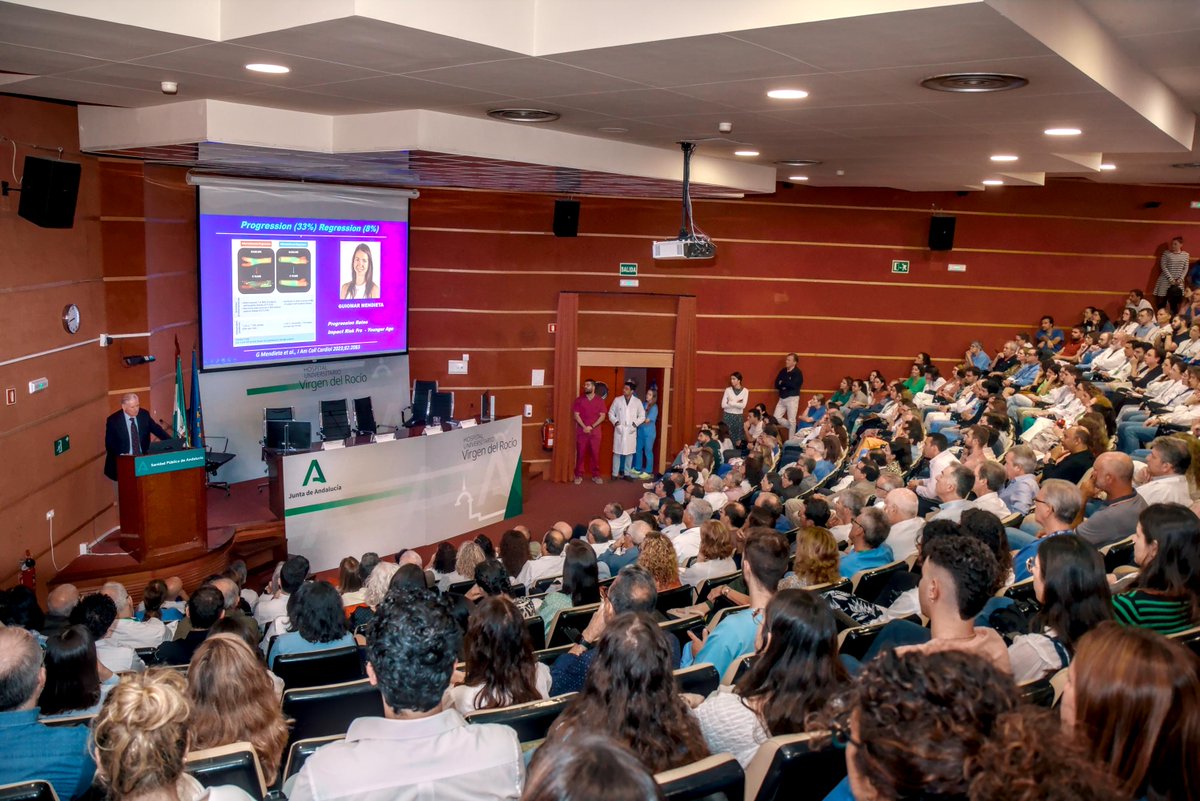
341;243;380;299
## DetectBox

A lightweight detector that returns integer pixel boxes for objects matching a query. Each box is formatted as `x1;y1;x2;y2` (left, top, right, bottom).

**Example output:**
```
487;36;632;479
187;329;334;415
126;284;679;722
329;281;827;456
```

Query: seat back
524;615;547;651
0;782;58;801
282;678;384;744
1167;624;1200;658
410;380;438;425
185;742;267;801
1019;676;1056;707
319;399;351;441
40;712;97;728
837;621;889;661
656;753;745;801
745;731;846;801
447;579;476;595
464;694;573;744
1101;537;1136;572
532;575;562;595
674;663;720;697
547;603;600;648
707;605;750;633
352;396;377;434
695;571;742;602
1003;577;1037;604
535;644;573;666
273;646;364;690
851;561;906;603
282;736;344;783
656;584;697;615
806;578;852;594
660;614;705;650
722;653;755;686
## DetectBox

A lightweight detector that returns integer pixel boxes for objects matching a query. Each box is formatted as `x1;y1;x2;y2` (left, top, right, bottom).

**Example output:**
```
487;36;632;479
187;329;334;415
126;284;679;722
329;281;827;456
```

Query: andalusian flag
171;337;188;444
188;347;205;447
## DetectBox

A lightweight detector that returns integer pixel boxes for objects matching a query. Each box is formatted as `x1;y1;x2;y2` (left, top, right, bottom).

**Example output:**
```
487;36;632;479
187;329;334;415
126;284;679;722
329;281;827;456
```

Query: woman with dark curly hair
693;589;848;766
544;612;708;773
267;580;354;668
446;596;549;715
822;650;1122;801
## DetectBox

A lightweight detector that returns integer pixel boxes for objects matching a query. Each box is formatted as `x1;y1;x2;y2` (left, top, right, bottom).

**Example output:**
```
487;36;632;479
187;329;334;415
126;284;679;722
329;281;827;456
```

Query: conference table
263;417;523;572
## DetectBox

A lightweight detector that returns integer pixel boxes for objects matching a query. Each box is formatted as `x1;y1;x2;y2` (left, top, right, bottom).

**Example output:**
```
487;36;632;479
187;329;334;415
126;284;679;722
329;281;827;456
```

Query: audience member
839;507;895;579
970;461;1011;519
928;464;976;523
680;519;737;587
254;554;309;630
349;560;400;633
338;555;366;608
499;528;531;579
522;733;662;801
1112;503;1200;634
469;559;538;617
599;519;648;575
41;584;79;637
1076;452;1147;547
1011;479;1082;583
537;541;601;636
268;581;355;668
779;527;841;590
998;445;1039;516
672;498;714;567
174;577;260;644
880;489;923;562
516;529;567;588
638;532;682;591
72;593;144;673
37;625;110;720
448;596;550;714
1135;436;1192;505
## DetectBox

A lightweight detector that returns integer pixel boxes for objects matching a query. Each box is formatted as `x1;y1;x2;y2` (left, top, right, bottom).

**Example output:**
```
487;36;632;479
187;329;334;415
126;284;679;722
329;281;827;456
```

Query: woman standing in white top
446;596;551;715
691;589;849;767
722;372;750;448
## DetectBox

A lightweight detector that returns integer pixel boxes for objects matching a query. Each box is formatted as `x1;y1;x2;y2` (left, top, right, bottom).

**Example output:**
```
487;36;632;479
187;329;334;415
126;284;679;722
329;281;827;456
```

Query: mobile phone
686;624;707;640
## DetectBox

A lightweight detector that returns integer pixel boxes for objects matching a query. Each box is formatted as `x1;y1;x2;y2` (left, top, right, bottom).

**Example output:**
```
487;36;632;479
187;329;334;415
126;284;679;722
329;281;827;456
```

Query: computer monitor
265;420;312;452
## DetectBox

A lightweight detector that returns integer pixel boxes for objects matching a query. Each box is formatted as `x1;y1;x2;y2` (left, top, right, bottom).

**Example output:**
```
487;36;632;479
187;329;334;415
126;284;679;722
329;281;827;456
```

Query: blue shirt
970;351;992;371
1134;323;1155;339
813;460;834;481
999;474;1038;516
1037;328;1064;352
599;546;640;575
0;707;96;800
839;544;895;579
1012;530;1072;583
268;631;356;668
1009;363;1042;388
681;608;761;677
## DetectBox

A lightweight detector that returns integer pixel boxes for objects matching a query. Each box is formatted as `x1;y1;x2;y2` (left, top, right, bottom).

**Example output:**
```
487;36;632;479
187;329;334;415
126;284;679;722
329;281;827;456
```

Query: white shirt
693;687;767;768
1136;473;1191;506
254;592;290;630
915;450;960;500
1008;630;1068;685
1089;346;1127;374
240;588;259;609
445;663;551;716
721;386;750;416
973;492;1011;519
928;498;975;523
287;711;524;801
703;491;729;512
515;554;565;589
884;517;925;562
681;557;738;588
829;523;853;545
607;511;631;539
661;522;686;540
107;617;167;649
96;640;146;673
673;527;702;566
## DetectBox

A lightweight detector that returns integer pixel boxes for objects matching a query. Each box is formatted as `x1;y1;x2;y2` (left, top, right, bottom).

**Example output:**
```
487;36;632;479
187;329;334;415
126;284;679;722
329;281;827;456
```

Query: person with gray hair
873;472;905;497
702;475;728;512
350;561;402;634
672;498;713;566
101;581;166;649
637;492;661;513
603;501;632;539
103;392;170;481
224;559;258;609
548;564;680;696
972;461;1011;519
1011;478;1082;583
40;584;79;638
1135;436;1192;505
1077;452;1147;548
929;465;977;523
0;627;97;798
999;445;1040;516
839;507;895;579
516;528;568;588
171;577;261;644
829;490;867;545
600;520;649;576
882;488;923;562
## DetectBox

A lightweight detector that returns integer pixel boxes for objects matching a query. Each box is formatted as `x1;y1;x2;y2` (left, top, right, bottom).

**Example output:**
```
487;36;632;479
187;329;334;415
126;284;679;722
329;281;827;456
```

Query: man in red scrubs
572;379;607;485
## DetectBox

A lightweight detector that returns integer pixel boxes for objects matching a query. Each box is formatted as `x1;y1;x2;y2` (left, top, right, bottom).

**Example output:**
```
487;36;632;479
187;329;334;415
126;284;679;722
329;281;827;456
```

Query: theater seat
464;694;574;745
707;605;749;633
282;735;344;784
273;646;364;690
744;731;847;801
655;587;698;617
1167;624;1200;658
722;653;755;686
850;561;906;603
535;644;573;666
655;753;745;801
282;678;384;744
524;616;546;651
674;664;719;697
446;579;475;595
546;603;601;648
660;614;705;650
185;742;267;801
0;781;58;801
836;621;890;661
694;572;742;603
1018;676;1056;707
1100;537;1135;573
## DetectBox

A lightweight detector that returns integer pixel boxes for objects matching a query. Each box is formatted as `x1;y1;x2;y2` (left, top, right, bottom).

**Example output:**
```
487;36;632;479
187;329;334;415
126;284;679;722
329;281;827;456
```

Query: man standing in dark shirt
572;379;608;485
773;352;804;438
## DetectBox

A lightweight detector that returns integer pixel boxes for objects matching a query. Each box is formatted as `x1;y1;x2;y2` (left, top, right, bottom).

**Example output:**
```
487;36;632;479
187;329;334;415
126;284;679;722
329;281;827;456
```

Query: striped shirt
1112;590;1194;634
1155;250;1190;294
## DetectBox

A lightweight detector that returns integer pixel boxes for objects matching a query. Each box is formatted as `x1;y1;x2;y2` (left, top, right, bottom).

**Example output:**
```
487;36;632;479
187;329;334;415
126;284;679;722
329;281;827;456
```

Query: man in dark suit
104;393;169;480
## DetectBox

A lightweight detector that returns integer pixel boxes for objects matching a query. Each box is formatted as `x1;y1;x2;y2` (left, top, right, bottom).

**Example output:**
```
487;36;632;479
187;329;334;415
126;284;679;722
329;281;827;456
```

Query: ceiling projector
653;237;716;260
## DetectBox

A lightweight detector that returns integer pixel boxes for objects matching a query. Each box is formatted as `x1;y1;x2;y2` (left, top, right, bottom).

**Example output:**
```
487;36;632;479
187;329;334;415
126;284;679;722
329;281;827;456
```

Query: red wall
408;180;1196;473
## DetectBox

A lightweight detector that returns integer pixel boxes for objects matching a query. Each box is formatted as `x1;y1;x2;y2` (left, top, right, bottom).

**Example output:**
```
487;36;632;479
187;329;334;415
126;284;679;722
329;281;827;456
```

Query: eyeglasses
1034;497;1049;507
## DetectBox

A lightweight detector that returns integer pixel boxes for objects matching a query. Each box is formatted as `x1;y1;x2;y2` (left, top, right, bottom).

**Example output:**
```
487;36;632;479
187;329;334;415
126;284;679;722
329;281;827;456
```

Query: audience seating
546;603;601;648
807;578;852;594
134;646;156;663
707;605;749;633
464;694;574;745
837;621;890;661
1168;624;1200;657
851;561;907;603
447;579;475;595
695;572;742;601
722;653;755;686
1101;537;1136;573
660;614;705;649
532;576;561;595
1003;577;1037;604
1019;676;1056;708
0;782;58;801
535;644;573;665
525;615;547;651
1048;668;1070;707
185;742;267;801
598;576;617;590
674;663;720;697
281;678;384;744
656;585;697;615
656;754;745;801
282;735;344;784
744;731;848;801
508;582;528;597
999;511;1024;528
273;646;364;690
40;713;96;728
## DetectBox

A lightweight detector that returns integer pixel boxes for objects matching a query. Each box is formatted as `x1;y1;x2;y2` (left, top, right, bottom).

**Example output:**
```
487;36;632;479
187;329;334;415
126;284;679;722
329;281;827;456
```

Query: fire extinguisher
541;419;556;451
18;550;36;590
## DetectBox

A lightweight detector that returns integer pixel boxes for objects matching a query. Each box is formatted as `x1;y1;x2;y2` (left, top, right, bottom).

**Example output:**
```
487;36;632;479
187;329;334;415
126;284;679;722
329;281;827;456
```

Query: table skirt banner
281;417;523;571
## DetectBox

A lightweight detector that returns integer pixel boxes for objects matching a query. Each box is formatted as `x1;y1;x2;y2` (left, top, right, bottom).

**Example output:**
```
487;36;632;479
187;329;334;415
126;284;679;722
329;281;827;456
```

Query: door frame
578;349;673;472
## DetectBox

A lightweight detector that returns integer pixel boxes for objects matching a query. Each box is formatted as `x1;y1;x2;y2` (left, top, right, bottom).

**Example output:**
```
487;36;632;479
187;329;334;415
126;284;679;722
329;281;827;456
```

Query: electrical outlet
79;543;88;555
45;509;55;521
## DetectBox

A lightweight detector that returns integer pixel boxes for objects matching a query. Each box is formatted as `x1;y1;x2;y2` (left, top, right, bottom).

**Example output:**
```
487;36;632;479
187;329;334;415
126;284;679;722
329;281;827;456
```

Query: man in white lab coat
609;380;646;480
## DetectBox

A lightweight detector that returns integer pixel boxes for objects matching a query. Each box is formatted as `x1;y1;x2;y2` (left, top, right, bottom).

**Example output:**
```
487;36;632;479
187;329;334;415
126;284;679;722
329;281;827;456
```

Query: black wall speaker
553;199;580;238
18;156;81;229
929;215;956;251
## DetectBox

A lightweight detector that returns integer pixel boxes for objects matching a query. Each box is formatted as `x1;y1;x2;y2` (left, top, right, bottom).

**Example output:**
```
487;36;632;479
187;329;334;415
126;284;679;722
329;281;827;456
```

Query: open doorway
578;355;671;479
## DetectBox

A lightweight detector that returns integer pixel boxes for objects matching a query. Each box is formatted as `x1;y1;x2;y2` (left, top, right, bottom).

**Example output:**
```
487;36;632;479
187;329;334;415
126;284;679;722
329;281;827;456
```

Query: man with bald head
103;392;170;480
0;628;96;799
102;581;166;648
40;584;78;637
1077;452;1148;548
516;528;567;588
883;488;924;562
171;577;261;643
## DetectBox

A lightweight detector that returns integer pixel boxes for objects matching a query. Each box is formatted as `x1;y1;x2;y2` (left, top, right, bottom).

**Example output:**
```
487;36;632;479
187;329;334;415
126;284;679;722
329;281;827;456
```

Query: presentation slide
199;214;408;370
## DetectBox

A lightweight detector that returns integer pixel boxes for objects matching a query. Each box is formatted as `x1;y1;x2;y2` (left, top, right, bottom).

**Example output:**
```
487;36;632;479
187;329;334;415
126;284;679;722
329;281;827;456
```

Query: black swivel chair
406;380;438;427
259;407;294;493
430;390;454;424
201;435;235;495
352;396;396;436
319;399;352;441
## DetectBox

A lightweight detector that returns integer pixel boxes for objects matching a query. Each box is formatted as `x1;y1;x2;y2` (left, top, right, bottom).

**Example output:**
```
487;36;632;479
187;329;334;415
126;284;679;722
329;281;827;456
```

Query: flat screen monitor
265;420;312;451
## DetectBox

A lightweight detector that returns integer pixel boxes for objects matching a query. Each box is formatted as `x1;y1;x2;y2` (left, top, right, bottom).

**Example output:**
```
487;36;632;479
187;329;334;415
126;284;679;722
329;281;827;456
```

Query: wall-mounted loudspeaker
17;156;81;229
553;199;580;238
928;215;956;251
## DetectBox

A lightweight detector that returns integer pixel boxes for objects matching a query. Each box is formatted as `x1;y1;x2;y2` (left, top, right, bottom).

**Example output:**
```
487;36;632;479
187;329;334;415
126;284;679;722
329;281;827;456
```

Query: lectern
116;450;208;561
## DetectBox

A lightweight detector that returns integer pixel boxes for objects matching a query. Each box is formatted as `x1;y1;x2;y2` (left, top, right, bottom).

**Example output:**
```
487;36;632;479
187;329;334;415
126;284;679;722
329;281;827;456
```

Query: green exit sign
54;435;70;456
619;262;638;276
891;260;911;274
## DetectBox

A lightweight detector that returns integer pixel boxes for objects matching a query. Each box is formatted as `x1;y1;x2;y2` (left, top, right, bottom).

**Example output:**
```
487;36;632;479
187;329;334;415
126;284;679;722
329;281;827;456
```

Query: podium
116;450;208;561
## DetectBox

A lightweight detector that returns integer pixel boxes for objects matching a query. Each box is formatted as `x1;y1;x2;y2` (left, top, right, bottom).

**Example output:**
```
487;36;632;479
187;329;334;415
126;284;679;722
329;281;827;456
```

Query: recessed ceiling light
767;89;809;100
920;73;1028;93
734;150;760;157
486;108;560;123
777;159;822;167
788;175;809;181
598;127;628;133
1099;163;1117;171
1044;127;1082;136
990;154;1019;162
245;63;290;74
982;179;1004;186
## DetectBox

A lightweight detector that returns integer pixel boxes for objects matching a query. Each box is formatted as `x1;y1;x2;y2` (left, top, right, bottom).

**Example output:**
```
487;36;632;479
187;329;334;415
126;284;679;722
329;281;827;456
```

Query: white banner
280;417;523;571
